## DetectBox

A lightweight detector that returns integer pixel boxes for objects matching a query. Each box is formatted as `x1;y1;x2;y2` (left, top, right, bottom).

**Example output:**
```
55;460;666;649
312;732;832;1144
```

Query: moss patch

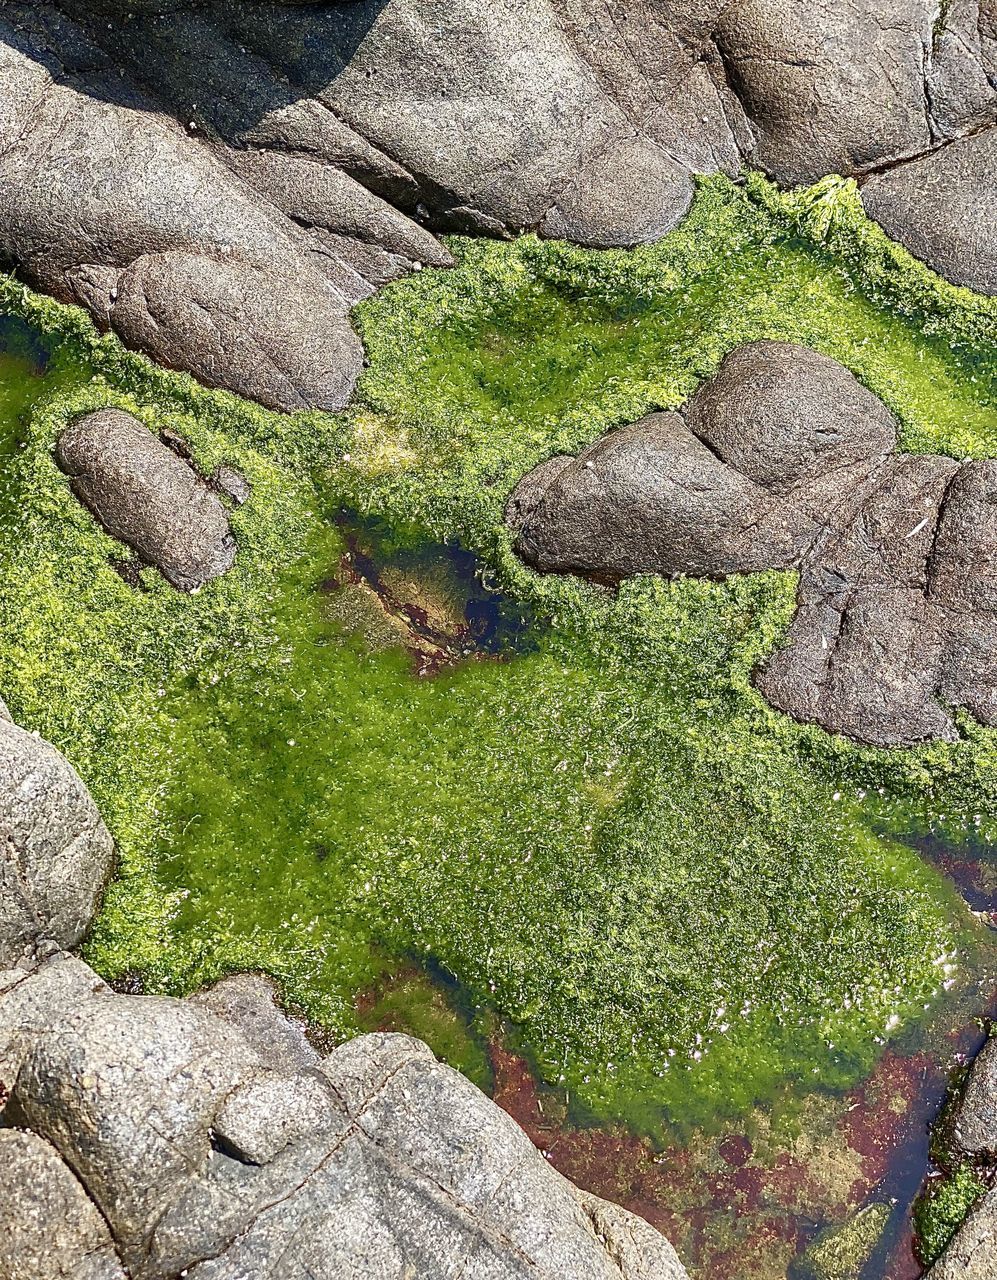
0;175;995;1138
915;1162;988;1265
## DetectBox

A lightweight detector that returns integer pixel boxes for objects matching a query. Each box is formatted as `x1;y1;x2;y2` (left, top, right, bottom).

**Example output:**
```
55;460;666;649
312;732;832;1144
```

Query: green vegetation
797;1201;892;1280
1;175;997;1136
915;1163;988;1265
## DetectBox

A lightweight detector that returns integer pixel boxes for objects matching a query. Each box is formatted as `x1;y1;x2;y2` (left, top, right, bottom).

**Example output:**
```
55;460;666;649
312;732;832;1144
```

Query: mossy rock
797;1202;892;1280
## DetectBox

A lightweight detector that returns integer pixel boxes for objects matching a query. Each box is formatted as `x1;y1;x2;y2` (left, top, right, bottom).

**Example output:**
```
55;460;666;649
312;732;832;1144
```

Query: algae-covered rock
797;1202;892;1280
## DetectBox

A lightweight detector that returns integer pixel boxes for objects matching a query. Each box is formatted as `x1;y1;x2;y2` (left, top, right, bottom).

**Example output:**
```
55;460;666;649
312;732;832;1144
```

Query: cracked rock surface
0;0;979;415
508;341;997;748
1;0;996;409
56;409;237;591
0;950;689;1280
0;719;114;966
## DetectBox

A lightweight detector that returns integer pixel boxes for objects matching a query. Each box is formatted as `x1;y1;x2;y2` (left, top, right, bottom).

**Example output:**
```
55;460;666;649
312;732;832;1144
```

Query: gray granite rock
0;1129;126;1280
0;953;690;1280
0;718;114;965
715;0;997;186
950;1037;997;1159
861;131;997;297
189;971;320;1072
509;341;997;746
57;409;236;591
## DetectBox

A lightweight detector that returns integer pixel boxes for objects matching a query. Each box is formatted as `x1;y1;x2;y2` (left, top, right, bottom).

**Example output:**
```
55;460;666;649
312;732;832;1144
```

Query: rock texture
861;131;997;296
0;0;991;412
57;409;236;591
508;341;997;747
0;717;114;965
0;950;690;1280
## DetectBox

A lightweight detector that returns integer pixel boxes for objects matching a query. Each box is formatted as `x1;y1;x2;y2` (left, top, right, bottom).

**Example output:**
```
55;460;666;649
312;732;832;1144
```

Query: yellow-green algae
0;176;996;1137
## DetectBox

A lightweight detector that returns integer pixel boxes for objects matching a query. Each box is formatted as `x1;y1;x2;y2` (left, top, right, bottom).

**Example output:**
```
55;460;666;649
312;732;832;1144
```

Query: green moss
797;1201;892;1280
0;176;995;1138
915;1163;988;1265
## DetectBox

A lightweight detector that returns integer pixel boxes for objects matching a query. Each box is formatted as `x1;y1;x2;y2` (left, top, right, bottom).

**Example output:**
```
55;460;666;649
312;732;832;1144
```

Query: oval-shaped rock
0;719;114;965
57;410;236;591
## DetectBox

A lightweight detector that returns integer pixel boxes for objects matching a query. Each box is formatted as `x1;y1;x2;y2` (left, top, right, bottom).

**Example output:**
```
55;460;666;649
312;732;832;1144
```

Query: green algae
914;1162;988;1265
0;176;996;1140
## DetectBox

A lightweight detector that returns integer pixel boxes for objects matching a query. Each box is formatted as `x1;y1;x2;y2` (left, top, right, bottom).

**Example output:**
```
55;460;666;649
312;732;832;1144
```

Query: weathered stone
189;971;320;1072
951;1037;997;1159
0;718;114;966
715;0;997;186
509;341;997;746
0;1129;126;1280
57;409;236;591
0;954;690;1280
861;131;997;298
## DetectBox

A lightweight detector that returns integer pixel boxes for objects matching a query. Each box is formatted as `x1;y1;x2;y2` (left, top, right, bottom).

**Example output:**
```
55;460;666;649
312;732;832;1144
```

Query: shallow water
5;183;997;1278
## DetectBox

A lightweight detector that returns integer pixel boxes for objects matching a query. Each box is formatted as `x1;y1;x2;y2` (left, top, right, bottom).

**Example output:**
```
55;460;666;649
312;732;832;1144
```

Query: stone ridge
0;1;995;410
0;948;691;1280
507;340;997;748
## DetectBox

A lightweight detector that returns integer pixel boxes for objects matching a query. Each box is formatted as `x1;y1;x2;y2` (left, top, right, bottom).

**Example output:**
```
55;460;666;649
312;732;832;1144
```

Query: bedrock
0;1;996;411
508;341;997;749
0;951;690;1280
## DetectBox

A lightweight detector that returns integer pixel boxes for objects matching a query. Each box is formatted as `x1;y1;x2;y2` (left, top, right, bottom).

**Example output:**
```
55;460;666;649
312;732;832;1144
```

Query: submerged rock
508;341;997;747
0;717;113;965
797;1201;892;1280
0;950;691;1279
57;409;236;591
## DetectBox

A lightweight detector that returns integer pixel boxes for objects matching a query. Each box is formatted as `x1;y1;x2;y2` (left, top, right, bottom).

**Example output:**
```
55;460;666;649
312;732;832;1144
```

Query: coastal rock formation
508;341;997;747
0;950;690;1280
57;409;236;591
0;717;114;964
0;0;992;413
860;131;997;296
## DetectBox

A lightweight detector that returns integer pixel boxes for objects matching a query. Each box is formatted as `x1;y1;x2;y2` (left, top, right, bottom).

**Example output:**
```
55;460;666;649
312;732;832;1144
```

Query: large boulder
56;409;236;591
0;1129;127;1280
0;718;114;965
0;950;690;1280
508;341;997;746
715;0;997;186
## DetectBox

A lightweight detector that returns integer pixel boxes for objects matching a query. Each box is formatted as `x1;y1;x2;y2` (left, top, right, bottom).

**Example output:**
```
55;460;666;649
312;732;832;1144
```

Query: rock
0;1129;126;1280
56;409;236;591
797;1202;892;1280
924;1185;997;1279
211;464;252;507
189;972;320;1073
861;131;997;297
0;12;364;411
0;717;114;966
950;1037;997;1159
106;252;363;414
0;954;690;1280
715;0;996;186
508;341;997;746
